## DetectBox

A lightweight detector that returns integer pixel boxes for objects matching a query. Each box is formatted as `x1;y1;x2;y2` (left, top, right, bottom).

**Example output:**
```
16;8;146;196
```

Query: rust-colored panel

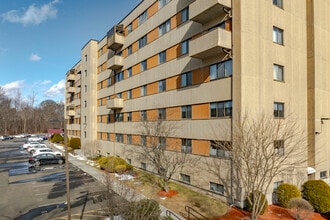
132;87;140;99
97;83;101;91
148;109;158;120
132;41;138;53
132;63;140;76
122;48;128;58
147;82;158;95
102;132;107;140
192;66;210;84
171;13;180;29
192;140;209;156
132;18;138;31
148;28;158;44
132;111;139;122
167;76;179;91
102;97;107;106
167;106;181;120
102;115;107;122
167;138;181;151
166;44;180;61
132;134;139;145
192;103;209;119
148;55;158;69
110;133;115;142
148;2;158;18
122;91;127;100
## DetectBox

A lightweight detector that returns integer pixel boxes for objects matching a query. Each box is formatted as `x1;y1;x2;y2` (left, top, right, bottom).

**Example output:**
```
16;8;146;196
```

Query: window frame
181;105;192;119
210;101;232;118
273;0;283;9
138;10;148;25
273;26;284;45
181;71;192;87
141;110;147;121
138;35;147;48
141;85;147;96
274;140;284;156
210;59;232;80
181;7;189;23
158;108;166;120
181;138;192;153
181;40;189;55
274;102;284;118
127;112;132;121
158;51;166;64
210;182;224;195
273;64;284;81
159;19;171;36
158;79;166;92
180;173;191;184
141;60;147;71
210;140;232;158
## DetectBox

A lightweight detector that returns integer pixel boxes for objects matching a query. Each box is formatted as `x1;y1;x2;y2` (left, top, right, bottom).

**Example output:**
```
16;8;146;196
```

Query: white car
28;137;43;142
32;148;63;156
23;142;41;150
26;144;48;153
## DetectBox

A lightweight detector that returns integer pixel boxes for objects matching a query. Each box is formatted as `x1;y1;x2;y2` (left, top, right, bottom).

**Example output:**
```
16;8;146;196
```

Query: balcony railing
106;98;124;109
107;55;123;70
190;0;231;24
67;110;75;116
190;28;231;59
67;87;75;93
107;25;125;51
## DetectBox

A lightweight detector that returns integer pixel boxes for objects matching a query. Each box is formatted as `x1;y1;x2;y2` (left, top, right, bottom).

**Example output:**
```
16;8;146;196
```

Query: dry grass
121;170;228;219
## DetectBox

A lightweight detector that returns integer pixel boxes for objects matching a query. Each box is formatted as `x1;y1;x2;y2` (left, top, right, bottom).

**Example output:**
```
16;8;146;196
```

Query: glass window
181;139;192;153
141;110;147;121
107;77;111;87
274;140;284;156
158;80;166;92
210;182;224;195
274;102;284;118
138;11;148;25
116;134;124;143
159;137;166;149
127;23;132;34
180;173;190;184
181;7;189;23
181;105;192;119
127;45;132;55
116;71;124;82
116;113;124;122
159;19;171;36
138;35;147;48
158;108;166;119
273;64;284;81
141;85;147;96
210;59;232;80
158;51;166;64
107;133;110;141
181;71;192;87
320;171;328;179
141;162;146;170
127;67;132;77
127;112;132;121
127;134;132;144
141;60;147;71
273;26;284;45
181;40;189;55
159;0;171;9
210;140;232;158
210;101;232;117
141;135;146;145
273;0;283;8
127;90;132;99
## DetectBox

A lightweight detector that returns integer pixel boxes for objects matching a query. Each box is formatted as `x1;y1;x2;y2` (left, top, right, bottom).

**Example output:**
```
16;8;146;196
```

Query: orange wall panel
166;106;181;120
192;140;209;156
132;135;140;145
132;64;140;76
192;66;210;84
148;28;158;44
132;19;138;31
147;82;158;95
147;55;158;69
167;138;181;151
167;76;179;91
192;103;209;119
148;109;158;120
166;44;180;61
132;88;140;99
110;133;115;142
132;111;140;122
132;42;138;53
148;2;158;18
122;48;128;58
171;13;180;29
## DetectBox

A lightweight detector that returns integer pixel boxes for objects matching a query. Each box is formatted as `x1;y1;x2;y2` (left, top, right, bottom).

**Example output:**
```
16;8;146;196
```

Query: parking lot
0;139;112;220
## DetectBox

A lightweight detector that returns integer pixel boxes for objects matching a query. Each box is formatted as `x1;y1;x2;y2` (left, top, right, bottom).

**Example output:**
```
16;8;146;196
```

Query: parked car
23;142;41;150
32;148;63;156
0;136;10;141
26;144;48;153
28;136;44;142
28;153;65;166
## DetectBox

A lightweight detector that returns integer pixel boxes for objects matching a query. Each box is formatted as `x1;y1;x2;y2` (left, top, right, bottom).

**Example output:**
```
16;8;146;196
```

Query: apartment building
65;0;330;205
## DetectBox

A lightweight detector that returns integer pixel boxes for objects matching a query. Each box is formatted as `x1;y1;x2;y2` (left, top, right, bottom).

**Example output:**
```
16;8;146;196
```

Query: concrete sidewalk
47;142;185;220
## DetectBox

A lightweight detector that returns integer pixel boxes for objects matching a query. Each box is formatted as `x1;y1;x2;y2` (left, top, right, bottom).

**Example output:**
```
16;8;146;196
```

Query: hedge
302;180;330;214
277;183;301;208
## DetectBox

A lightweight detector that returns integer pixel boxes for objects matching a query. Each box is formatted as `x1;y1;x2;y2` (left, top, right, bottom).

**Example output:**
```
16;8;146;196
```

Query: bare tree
127;119;196;193
207;113;307;220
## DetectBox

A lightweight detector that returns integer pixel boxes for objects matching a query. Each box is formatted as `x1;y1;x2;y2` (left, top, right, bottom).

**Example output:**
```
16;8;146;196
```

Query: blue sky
0;0;141;106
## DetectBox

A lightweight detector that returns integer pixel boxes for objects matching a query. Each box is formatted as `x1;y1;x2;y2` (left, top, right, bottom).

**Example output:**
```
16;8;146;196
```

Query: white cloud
1;80;24;98
29;53;41;61
1;0;59;26
40;80;52;85
44;80;65;98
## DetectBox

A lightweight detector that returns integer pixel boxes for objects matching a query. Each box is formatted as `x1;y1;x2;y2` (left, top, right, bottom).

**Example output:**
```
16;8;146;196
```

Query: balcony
76;108;81;115
190;28;231;59
106;98;124;109
107;55;123;70
67;86;75;93
67;69;75;80
107;25;125;51
67;109;75;116
190;0;231;24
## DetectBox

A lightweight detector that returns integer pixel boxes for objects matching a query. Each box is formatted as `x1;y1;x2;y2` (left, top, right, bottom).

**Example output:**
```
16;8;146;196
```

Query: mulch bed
157;189;178;198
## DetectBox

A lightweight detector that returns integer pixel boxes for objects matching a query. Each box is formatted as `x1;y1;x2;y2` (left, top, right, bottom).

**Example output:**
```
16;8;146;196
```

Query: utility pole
64;117;71;219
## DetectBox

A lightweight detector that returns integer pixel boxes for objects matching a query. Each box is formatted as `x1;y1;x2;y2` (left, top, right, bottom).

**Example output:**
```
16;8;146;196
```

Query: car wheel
58;159;64;165
30;150;35;154
35;161;41;166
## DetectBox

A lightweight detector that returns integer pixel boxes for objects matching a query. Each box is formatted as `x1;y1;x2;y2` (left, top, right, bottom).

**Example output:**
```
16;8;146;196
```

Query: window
116;113;124;122
210;140;232;158
210;59;232;80
273;0;283;8
127;112;132;121
107;77;111;87
181;40;189;55
84;70;87;77
127;67;132;77
84;116;87;123
273;181;283;191
107;133;110;141
181;7;189;23
159;137;166;149
320;171;327;179
84;54;87;61
159;0;171;9
210;101;232;117
180;174;190;184
274;102;284;118
138;10;148;25
139;35;147;48
127;158;131;164
181;105;192;119
127;45;132;55
273;64;284;81
158;108;166;119
127;134;132;144
210;182;224;195
141;110;147;121
141;162;147;170
181;139;192;153
116;71;124;82
273;26;284;45
158;80;166;92
141;60;147;71
127;90;132;99
84;131;87;138
107;114;111;123
158;51;166;64
141;85;147;96
274;140;284;156
84;100;87;108
181;71;192;87
84;85;87;92
159;19;171;36
116;134;124;143
141;135;146;146
127;23;132;34
117;93;122;98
